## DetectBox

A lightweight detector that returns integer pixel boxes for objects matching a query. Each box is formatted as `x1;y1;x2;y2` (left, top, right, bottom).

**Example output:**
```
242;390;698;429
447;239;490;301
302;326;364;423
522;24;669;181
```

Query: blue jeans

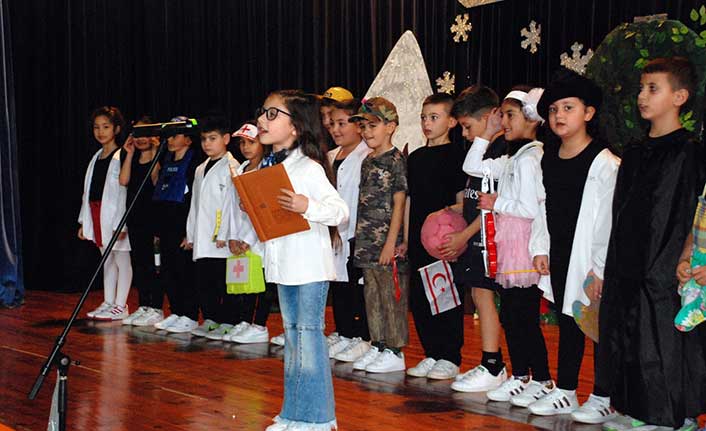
276;281;336;429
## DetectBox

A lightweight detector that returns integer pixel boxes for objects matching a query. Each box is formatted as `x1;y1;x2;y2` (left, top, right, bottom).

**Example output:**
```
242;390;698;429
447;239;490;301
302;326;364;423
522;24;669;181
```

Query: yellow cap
321;86;354;102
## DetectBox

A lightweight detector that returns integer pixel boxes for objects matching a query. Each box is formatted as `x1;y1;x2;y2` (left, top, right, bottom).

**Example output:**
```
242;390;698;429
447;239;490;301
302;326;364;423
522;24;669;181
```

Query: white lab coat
78;148;131;251
186;152;240;260
228;160;265;260
529;148;620;316
261;148;349;285
326;141;372;281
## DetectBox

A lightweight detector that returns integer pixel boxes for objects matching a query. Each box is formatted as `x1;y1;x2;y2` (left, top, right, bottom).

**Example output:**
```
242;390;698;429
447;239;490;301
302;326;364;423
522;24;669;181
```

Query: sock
481;350;505;376
372;341;386;351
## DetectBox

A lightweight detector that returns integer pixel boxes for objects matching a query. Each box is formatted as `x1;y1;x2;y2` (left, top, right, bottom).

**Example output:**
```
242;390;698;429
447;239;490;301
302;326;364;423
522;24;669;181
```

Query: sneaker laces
414;357;436;371
462;365;486;380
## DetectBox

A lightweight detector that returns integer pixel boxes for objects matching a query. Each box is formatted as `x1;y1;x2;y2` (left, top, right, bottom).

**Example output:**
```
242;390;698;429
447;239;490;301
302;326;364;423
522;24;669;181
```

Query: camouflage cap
348;97;399;124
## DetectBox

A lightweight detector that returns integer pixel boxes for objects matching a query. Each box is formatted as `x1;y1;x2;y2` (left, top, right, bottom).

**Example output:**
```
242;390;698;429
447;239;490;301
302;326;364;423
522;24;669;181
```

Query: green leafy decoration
673;34;685;43
692;8;700;22
625;119;635;129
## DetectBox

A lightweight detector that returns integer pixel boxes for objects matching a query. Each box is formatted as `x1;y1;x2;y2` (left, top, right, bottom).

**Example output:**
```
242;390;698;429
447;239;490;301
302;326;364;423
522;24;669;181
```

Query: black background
8;0;700;290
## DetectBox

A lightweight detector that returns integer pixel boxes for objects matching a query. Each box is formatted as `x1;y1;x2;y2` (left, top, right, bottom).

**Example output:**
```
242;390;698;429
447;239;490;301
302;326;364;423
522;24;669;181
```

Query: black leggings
499;286;551;381
129;226;163;309
240;281;277;326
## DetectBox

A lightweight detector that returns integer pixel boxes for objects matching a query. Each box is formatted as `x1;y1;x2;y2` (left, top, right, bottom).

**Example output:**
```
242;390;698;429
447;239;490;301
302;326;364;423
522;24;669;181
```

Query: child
326;98;373;362
184;115;240;339
525;71;620;420
349;97;410;374
225;122;277;344
597;57;706;430
256;90;348;431
152;117;201;332
405;93;467;380
445;86;510;393
78;106;133;320
463;87;555;406
320;87;354;151
119;116;165;327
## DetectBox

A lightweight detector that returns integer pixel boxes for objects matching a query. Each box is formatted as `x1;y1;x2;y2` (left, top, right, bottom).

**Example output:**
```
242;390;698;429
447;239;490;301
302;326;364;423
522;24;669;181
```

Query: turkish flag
418;260;461;316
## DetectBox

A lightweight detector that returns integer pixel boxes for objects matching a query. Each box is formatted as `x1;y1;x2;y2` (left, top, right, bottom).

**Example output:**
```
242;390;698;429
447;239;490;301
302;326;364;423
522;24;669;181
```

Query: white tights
100;248;132;307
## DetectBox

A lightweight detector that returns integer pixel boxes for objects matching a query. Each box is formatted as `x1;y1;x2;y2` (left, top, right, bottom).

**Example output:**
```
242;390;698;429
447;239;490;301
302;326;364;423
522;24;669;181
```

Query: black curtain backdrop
8;0;700;291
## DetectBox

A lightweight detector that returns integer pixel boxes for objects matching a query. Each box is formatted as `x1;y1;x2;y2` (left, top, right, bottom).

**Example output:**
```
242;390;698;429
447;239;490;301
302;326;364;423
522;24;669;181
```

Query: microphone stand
28;136;168;431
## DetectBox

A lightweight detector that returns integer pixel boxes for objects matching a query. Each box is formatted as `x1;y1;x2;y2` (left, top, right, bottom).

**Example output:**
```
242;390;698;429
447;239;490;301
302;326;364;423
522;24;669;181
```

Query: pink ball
421;209;468;260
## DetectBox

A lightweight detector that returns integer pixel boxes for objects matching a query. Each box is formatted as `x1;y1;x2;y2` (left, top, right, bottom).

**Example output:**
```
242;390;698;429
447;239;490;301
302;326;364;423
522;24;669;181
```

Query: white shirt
530;148;620;315
261;147;349;285
327;141;372;281
228;159;265;260
186;152;240;260
78;148;131;252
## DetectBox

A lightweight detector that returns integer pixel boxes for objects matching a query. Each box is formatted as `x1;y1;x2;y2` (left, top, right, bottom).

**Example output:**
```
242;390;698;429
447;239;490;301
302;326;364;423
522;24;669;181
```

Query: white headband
233;123;258;141
504;89;545;123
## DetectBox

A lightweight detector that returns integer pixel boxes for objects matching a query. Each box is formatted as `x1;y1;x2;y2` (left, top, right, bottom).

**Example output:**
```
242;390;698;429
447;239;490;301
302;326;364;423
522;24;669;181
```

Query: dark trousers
409;267;465;365
240;280;277;326
159;229;197;320
498;286;550;381
332;240;370;339
129;226;163;309
195;257;241;324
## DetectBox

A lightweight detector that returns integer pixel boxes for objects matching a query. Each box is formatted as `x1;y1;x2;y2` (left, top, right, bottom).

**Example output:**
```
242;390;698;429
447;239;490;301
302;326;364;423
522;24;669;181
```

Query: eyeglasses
256;106;292;121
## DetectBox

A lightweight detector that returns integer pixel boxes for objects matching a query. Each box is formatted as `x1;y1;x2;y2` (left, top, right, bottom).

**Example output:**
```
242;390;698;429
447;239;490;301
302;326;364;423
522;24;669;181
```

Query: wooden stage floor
1;290;607;431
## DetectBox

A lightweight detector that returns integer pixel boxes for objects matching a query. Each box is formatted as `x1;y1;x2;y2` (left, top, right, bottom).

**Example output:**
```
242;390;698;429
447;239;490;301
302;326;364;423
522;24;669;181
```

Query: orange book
231;164;311;241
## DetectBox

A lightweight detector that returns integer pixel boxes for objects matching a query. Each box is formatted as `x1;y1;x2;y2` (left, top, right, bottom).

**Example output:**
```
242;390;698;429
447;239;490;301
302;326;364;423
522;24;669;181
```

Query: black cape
597;129;706;427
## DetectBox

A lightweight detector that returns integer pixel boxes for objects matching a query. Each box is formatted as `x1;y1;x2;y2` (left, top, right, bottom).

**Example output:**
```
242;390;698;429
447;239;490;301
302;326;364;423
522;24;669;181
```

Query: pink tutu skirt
494;214;539;289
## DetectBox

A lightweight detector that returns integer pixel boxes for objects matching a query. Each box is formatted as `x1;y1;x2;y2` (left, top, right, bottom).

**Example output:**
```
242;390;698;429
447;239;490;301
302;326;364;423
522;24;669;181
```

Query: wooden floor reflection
0;290;607;431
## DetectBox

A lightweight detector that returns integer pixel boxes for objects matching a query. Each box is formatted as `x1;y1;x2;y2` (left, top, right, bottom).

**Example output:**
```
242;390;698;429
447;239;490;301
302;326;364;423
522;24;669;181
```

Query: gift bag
226;251;265;294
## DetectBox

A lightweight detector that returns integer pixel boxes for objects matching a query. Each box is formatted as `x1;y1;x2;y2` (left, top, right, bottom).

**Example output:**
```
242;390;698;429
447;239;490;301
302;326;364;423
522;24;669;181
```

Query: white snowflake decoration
450;14;472;43
436;71;456;94
520;20;541;54
560;42;594;75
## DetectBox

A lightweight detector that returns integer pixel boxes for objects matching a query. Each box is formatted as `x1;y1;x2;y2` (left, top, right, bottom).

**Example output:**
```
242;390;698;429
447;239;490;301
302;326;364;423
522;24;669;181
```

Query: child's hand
481;108;503;140
239;201;247;213
78;226;85;240
676;260;692;285
477;192;497;210
229;240;250;255
692;265;706;286
216;240;226;248
277;189;309;214
123;135;135;154
585;270;604;302
439;231;469;261
394;242;408;258
533;255;550;275
180;238;193;250
379;242;395;266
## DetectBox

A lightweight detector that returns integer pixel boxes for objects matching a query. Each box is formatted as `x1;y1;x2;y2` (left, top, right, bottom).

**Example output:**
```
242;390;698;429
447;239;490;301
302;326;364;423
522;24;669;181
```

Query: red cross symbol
233;260;245;278
240;125;251;134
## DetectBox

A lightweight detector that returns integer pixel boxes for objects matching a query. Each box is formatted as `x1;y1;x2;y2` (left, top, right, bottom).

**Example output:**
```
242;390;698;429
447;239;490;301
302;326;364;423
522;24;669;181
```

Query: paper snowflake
520;20;541;54
436;71;456;94
450;14;472;43
560;42;594;75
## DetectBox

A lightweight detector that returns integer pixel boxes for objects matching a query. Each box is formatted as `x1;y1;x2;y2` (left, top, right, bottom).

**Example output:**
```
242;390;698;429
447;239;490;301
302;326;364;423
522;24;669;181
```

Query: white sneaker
154;314;180;330
487;376;529;402
527;387;579;415
230;324;269;343
265;422;288;431
86;302;112;319
406;357;436;377
602;414;647;431
190;319;219;337
206;323;234;340
511;380;555;408
365;349;405;373
328;336;351;358
223;321;251;342
353;346;380;371
571;394;616;424
132;308;164;327
451;365;507;392
122;306;149;325
270;333;285;346
334;338;370;362
165;316;198;333
95;304;128;321
427;359;459;380
326;332;341;347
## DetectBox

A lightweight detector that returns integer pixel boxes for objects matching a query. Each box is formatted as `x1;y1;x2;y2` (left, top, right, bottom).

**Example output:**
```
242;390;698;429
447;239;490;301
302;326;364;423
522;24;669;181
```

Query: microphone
130;118;199;138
